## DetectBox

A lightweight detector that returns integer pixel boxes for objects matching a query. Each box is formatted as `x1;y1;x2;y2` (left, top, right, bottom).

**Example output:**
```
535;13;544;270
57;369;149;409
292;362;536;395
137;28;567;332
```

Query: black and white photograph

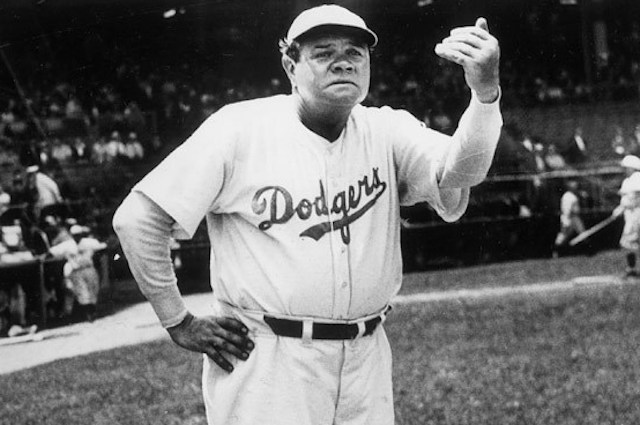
1;0;640;423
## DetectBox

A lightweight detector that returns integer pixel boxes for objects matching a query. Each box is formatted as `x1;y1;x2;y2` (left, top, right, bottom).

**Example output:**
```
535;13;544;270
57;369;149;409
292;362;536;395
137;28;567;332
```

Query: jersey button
341;281;348;289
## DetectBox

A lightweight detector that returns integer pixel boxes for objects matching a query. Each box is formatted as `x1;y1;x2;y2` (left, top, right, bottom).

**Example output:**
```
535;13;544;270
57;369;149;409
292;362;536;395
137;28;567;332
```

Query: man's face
288;32;370;109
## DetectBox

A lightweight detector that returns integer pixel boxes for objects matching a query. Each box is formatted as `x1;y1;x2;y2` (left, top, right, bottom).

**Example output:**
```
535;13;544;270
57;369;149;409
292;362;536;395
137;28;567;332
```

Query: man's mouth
330;80;357;87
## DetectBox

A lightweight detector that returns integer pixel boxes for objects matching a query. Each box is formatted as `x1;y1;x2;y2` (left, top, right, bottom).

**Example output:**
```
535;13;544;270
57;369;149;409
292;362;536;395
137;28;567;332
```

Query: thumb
475;17;489;32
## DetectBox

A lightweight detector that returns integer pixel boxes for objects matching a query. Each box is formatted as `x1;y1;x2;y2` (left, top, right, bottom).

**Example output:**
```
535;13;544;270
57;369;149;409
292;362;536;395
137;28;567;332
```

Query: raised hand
434;17;500;103
167;313;255;373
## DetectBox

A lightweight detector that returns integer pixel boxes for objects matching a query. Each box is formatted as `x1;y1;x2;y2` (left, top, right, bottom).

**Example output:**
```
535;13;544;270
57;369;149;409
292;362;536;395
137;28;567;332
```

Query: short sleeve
387;108;469;222
133;107;237;238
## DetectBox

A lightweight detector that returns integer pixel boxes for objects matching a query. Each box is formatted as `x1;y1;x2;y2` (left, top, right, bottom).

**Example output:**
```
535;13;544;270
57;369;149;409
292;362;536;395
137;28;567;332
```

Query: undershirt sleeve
112;191;189;328
438;90;503;189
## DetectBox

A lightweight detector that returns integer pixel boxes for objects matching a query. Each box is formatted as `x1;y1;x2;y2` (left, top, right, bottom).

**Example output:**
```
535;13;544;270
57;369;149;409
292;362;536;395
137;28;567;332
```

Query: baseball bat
569;214;620;246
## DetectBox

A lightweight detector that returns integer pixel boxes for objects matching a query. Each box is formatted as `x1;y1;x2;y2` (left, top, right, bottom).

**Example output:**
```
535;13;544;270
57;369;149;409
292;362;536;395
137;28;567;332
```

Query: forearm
112;191;188;328
438;90;503;188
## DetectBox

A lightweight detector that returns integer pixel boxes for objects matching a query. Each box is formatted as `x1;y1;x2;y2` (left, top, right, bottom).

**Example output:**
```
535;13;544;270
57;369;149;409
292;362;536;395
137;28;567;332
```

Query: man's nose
331;58;355;73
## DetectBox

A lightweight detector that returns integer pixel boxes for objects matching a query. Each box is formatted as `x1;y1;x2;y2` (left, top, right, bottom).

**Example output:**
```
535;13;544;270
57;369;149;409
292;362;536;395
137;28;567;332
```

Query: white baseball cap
621;155;640;170
286;4;378;47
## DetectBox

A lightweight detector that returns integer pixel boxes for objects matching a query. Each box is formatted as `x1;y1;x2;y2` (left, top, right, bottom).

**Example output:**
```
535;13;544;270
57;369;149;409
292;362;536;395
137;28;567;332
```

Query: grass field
2;250;640;424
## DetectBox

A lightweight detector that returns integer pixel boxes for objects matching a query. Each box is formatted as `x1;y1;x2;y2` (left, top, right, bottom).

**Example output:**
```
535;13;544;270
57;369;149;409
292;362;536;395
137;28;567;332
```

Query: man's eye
315;51;331;58
348;49;363;57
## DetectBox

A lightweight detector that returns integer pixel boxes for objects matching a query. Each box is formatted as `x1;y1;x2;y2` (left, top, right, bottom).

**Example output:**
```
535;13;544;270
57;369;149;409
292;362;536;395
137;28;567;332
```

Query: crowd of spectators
0;4;639;153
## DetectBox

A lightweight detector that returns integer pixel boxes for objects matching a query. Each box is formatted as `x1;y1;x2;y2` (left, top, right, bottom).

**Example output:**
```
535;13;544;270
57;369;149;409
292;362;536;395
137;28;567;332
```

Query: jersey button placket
328;150;351;319
323;153;341;318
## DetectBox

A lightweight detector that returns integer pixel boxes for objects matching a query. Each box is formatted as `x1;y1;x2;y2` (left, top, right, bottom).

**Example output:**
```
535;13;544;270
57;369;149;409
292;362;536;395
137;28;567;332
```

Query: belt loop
356;321;366;338
302;320;313;343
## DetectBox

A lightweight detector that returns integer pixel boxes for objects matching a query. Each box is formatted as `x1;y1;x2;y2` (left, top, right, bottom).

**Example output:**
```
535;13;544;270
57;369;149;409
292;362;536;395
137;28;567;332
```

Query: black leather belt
263;307;391;340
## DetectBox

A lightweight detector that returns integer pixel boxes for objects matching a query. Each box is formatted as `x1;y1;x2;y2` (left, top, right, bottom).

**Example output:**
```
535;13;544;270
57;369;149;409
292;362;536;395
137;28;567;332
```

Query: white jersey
34;172;62;210
134;94;480;320
559;190;581;227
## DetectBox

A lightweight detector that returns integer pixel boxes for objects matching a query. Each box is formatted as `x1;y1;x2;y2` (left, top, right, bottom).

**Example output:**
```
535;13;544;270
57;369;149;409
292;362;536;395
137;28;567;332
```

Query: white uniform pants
202;302;395;425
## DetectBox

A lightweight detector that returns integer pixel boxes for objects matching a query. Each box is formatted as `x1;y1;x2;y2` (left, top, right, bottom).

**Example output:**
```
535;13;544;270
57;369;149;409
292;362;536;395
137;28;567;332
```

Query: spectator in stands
51;137;73;165
0;137;15;168
544;143;567;170
18;139;39;169
626;123;640;157
553;179;585;257
71;137;90;162
123;131;145;162
123;101;146;136
91;136;108;165
105;130;125;162
429;101;453;135
83;185;108;229
65;94;86;120
0;186;10;216
37;140;55;169
516;132;540;174
611;124;628;157
7;170;36;207
561;126;589;166
533;142;547;172
26;165;63;219
514;132;546;214
2;143;19;169
613;159;640;277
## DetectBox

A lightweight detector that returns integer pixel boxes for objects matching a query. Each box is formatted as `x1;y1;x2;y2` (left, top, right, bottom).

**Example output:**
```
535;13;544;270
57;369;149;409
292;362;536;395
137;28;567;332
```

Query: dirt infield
0;273;629;375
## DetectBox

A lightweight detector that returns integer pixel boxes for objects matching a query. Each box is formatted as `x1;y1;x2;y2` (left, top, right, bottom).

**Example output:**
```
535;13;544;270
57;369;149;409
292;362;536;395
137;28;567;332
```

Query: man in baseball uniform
553;179;585;257
614;155;640;276
113;4;502;424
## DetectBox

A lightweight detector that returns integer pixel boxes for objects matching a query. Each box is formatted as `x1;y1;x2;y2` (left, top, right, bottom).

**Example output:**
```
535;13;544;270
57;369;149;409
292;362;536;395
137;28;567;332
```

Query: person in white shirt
563;126;589;165
25;165;63;219
613;155;640;276
554;179;585;256
113;5;502;424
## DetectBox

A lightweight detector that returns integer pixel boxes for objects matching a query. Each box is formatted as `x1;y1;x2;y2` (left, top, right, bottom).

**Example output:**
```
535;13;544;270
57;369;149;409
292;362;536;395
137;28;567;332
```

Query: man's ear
281;55;296;87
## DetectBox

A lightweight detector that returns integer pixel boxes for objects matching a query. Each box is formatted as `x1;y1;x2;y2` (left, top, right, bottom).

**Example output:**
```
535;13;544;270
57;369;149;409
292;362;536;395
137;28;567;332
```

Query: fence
400;164;625;271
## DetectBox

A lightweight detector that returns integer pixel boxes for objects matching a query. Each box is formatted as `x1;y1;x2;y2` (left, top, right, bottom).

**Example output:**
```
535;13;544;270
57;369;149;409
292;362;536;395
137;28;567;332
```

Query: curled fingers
450;26;491;41
207;317;255;373
204;346;235;373
434;43;471;66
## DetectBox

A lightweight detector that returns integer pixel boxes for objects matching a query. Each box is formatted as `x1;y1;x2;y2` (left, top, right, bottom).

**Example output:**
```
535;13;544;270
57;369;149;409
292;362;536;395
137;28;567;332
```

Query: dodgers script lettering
251;168;387;244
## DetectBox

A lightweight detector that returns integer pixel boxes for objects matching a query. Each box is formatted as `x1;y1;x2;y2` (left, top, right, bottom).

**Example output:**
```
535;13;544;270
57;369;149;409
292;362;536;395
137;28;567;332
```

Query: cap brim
291;24;378;47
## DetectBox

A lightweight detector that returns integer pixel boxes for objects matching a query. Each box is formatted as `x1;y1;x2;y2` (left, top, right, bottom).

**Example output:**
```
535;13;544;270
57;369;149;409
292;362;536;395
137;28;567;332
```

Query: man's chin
322;90;365;107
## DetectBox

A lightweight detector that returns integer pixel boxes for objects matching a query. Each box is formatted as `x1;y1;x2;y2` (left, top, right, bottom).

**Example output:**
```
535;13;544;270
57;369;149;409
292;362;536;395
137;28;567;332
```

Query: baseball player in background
113;4;502;425
614;155;640;277
553;178;585;257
